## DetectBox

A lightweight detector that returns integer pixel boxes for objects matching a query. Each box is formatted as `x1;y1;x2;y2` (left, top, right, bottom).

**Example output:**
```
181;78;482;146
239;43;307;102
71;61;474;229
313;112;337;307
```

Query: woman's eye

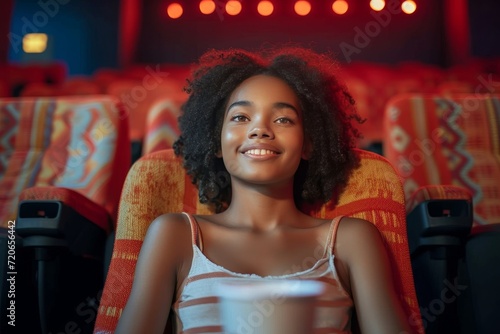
275;117;293;124
231;115;248;122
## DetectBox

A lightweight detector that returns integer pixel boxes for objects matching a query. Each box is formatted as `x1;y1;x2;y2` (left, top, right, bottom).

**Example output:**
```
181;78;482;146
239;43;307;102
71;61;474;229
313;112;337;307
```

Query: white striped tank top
172;213;353;334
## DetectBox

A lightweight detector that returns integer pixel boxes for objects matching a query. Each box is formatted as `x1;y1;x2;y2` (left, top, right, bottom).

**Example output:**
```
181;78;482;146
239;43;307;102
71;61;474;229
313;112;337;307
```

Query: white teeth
245;149;277;156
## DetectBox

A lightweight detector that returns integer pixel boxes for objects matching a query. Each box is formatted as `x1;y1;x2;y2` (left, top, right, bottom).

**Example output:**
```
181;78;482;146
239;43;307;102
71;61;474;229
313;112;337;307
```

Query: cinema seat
20;78;102;97
342;61;441;151
0;79;9;97
93;149;424;334
384;93;500;334
106;77;187;162
0;62;68;97
142;98;183;155
384;93;500;226
19;82;58;97
0;95;130;334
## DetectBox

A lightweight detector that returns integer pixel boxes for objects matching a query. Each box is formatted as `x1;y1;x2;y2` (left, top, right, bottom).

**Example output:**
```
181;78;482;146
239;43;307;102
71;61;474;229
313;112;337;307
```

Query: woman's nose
248;125;274;139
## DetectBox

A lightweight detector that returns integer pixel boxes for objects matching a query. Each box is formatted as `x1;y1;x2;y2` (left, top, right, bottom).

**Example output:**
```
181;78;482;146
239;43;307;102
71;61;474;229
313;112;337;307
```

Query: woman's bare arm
115;213;193;334
337;218;413;334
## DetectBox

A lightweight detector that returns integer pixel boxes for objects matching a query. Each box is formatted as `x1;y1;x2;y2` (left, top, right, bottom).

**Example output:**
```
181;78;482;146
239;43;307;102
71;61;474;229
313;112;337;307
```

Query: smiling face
220;74;308;187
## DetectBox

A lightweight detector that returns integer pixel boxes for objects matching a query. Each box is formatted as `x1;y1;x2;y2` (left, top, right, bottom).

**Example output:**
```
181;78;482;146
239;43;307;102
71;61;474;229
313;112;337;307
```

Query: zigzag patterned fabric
384;93;500;225
106;79;187;142
142;98;182;155
94;149;424;334
0;101;20;179
0;96;130;228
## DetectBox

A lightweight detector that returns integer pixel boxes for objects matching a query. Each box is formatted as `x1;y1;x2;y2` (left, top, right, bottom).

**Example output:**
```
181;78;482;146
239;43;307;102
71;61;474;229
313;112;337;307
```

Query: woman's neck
221;181;306;231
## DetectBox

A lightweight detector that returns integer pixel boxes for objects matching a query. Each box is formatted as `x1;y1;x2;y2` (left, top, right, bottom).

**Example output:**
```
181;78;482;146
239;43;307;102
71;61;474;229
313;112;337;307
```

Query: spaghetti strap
181;212;204;251
327;216;344;255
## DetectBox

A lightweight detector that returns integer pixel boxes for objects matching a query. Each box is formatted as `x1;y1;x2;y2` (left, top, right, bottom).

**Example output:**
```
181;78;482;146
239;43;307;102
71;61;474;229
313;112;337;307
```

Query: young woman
115;48;413;334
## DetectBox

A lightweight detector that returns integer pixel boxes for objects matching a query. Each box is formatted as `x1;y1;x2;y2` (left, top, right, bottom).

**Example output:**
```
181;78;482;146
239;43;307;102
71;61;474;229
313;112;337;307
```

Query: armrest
405;184;472;214
406;184;473;254
407;198;473;255
18;186;112;233
406;185;473;334
16;186;111;259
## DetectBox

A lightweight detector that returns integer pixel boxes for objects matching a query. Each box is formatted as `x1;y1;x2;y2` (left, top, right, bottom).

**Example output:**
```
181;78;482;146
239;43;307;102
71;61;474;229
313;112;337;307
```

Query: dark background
2;0;499;75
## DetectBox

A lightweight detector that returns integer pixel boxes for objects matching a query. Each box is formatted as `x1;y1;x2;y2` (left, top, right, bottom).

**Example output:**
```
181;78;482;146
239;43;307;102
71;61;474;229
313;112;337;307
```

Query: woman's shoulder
143;212;195;255
148;212;192;234
335;217;385;260
338;216;381;236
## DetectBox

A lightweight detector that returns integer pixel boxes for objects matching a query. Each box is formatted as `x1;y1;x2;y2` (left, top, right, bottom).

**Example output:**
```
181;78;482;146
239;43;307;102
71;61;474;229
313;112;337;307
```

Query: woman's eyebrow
226;100;300;115
273;102;299;114
227;100;252;112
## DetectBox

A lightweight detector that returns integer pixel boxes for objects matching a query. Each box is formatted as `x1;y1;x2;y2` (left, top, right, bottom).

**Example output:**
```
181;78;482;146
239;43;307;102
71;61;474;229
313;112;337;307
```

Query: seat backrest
20;78;103;97
383;93;500;225
59;77;102;96
0;101;20;179
434;81;475;95
342;62;443;147
0;95;130;227
106;79;187;142
142;98;183;155
94;148;424;334
0;79;9;97
19;82;58;97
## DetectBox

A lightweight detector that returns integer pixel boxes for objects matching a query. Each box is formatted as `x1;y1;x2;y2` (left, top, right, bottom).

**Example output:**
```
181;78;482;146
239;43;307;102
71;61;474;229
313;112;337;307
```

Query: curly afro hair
173;47;364;213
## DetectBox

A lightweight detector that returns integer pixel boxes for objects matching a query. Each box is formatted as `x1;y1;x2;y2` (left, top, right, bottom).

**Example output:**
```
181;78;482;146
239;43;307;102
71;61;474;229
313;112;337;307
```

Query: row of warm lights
371;0;417;13
167;0;417;19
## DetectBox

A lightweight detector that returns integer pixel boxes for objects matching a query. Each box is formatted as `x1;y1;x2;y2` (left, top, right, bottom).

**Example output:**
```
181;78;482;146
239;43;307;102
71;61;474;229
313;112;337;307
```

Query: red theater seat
142;98;183;155
383;93;500;334
106;78;187;162
384;93;500;226
0;95;130;333
93;149;424;334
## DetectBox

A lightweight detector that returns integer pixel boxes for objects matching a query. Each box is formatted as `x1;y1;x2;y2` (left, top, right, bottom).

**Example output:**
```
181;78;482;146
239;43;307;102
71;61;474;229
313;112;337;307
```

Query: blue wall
8;0;120;75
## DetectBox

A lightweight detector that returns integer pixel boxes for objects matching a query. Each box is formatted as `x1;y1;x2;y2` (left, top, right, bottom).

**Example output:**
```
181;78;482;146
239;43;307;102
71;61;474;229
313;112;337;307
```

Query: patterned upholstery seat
142;98;183;155
383;93;500;334
0;96;130;228
106;79;187;162
93;148;424;334
342;62;443;148
0;95;130;333
384;93;500;226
